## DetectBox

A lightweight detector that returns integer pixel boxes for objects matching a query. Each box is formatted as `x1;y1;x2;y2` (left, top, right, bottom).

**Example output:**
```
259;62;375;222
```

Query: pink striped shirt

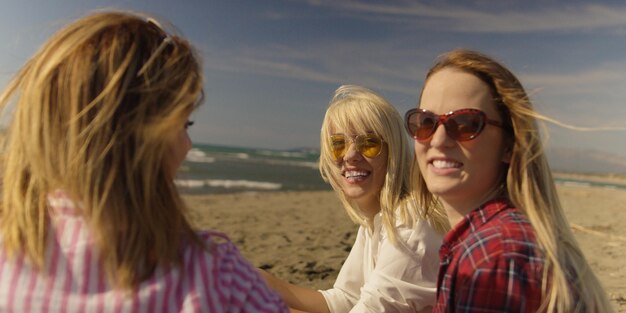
0;192;288;313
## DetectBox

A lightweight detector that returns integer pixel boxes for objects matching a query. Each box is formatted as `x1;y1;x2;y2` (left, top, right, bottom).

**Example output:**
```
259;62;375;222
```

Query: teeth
432;160;461;169
344;170;369;178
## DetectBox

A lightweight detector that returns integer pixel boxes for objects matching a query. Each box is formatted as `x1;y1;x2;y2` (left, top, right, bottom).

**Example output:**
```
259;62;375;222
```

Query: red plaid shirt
434;198;546;313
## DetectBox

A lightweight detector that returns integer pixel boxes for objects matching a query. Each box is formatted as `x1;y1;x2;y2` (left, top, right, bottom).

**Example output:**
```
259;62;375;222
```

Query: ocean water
175;144;331;194
175;144;626;195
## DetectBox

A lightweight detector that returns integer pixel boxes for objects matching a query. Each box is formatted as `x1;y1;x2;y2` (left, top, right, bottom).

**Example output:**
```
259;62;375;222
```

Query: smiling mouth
343;170;370;182
431;159;462;169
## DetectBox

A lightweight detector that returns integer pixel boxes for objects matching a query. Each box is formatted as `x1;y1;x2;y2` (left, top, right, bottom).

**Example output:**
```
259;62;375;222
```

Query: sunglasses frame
404;108;505;142
329;133;385;160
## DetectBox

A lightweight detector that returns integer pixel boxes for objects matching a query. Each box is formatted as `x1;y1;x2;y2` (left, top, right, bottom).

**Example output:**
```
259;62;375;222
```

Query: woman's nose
343;141;363;162
429;124;454;148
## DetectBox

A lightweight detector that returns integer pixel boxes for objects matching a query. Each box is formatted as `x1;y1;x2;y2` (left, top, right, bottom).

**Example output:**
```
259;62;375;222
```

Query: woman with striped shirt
0;11;287;313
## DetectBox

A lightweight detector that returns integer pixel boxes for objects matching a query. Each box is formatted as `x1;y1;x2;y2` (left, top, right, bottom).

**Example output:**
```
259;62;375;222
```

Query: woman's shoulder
458;206;542;268
194;230;240;254
478;205;537;246
187;230;245;266
190;231;273;288
196;229;232;243
189;230;289;311
380;212;443;254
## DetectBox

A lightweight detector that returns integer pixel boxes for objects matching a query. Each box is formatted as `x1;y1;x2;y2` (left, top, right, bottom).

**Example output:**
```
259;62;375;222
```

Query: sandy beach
185;184;626;312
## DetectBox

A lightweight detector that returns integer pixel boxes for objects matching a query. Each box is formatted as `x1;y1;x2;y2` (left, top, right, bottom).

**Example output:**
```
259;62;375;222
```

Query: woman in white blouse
261;85;449;312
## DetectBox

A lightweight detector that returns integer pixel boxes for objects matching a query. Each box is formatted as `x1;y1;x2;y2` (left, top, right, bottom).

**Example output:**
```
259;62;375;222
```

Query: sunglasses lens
447;111;485;141
330;135;347;160
357;135;383;158
410;112;437;140
406;108;491;142
405;112;420;138
329;134;383;160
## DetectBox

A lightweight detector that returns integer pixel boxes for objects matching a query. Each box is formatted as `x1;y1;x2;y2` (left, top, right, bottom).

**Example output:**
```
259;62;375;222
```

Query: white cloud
524;68;623;87
302;1;626;33
202;42;429;95
203;39;626;102
521;64;626;95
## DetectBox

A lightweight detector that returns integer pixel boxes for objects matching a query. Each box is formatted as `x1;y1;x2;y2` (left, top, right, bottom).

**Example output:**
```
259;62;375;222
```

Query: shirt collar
47;189;81;216
440;197;511;253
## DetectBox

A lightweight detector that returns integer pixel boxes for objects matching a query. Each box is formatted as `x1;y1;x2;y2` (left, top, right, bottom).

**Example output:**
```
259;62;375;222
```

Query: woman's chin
426;183;460;199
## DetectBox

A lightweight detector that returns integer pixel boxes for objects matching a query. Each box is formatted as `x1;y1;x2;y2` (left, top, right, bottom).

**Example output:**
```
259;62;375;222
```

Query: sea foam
185;148;216;163
175;179;282;190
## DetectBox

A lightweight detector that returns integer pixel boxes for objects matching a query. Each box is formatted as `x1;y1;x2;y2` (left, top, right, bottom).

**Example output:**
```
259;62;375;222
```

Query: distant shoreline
553;171;626;187
176;171;626;195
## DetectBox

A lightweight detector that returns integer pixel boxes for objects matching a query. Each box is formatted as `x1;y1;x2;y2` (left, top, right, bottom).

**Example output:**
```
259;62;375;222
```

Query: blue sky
1;0;626;158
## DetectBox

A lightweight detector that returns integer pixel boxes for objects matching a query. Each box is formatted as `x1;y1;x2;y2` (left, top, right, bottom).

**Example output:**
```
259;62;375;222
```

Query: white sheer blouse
319;213;442;313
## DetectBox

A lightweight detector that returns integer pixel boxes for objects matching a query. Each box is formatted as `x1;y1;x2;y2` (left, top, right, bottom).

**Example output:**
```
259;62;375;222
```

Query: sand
185;184;626;312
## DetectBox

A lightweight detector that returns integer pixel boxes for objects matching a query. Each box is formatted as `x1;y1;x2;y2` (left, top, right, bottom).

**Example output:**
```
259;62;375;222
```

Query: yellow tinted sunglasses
329;133;385;160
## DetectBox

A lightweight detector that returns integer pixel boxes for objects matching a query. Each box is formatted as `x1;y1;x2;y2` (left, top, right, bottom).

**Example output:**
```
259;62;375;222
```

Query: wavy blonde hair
413;49;613;312
319;85;448;243
0;11;204;289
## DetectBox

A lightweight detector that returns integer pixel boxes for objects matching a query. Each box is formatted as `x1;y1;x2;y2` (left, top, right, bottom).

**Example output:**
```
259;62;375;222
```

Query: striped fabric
0;192;288;313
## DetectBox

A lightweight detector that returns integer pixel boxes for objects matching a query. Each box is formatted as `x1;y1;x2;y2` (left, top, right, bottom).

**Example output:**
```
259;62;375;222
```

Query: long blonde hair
319;85;448;243
0;11;204;289
414;49;613;312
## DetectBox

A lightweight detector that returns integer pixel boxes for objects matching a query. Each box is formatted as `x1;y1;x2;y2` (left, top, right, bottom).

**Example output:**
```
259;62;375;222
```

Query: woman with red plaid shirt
406;49;613;312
